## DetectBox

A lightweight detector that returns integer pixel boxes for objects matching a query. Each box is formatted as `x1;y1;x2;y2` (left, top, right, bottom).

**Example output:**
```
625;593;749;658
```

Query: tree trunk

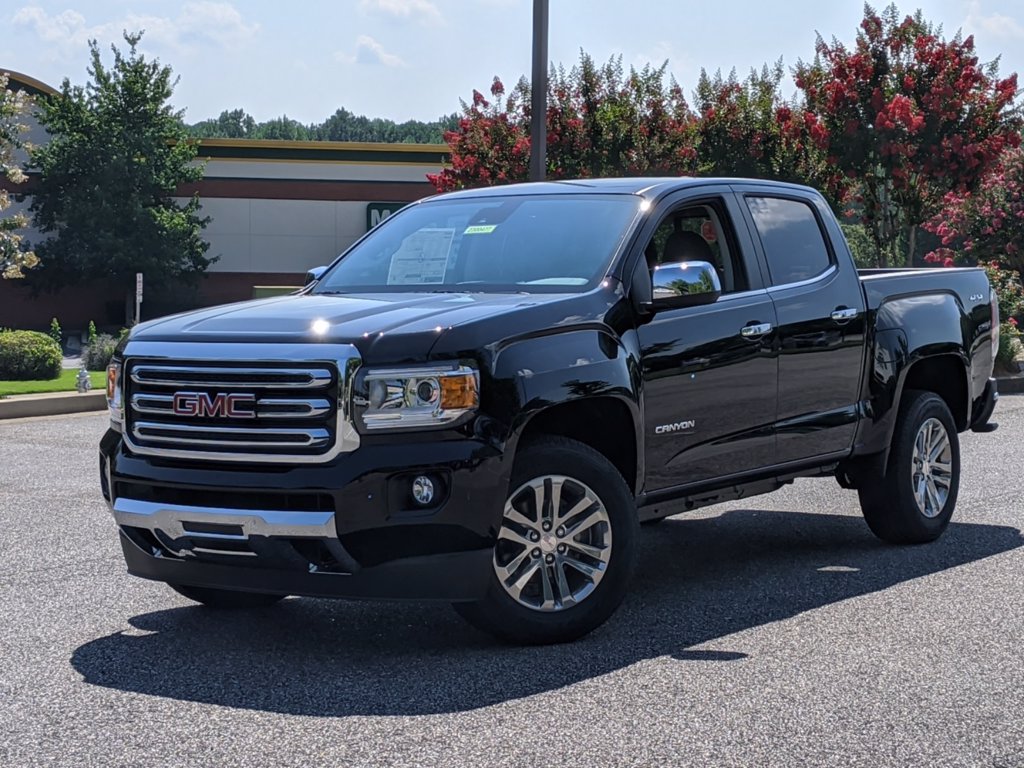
906;224;917;268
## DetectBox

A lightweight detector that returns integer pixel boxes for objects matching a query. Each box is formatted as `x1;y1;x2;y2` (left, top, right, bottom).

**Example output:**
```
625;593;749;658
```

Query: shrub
82;333;119;371
49;317;62;347
996;320;1022;371
0;331;62;380
87;320;97;347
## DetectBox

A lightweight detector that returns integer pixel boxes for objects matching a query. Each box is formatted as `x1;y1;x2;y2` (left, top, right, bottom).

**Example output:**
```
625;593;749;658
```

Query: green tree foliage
188;108;256;138
28;33;213;304
0;73;37;279
186;106;457;144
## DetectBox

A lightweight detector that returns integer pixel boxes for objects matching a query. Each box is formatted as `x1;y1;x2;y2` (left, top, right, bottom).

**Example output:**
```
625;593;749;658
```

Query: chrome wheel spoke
548;478;563;526
560;495;591;526
498;526;534;549
538;562;556;610
565;504;603;537
504;505;535;531
498;547;533;584
553;561;575;607
567;539;605;559
562;553;602;579
926;478;941;515
508;559;541;599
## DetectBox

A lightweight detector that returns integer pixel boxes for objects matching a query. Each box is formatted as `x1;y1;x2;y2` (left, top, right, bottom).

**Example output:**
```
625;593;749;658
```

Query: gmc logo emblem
172;392;255;418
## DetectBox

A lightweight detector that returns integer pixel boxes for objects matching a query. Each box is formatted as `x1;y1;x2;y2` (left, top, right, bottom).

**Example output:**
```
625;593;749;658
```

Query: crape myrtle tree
794;3;1021;267
28;32;213;317
694;62;832;187
428;53;701;191
431;53;830;194
0;73;37;279
924;147;1024;273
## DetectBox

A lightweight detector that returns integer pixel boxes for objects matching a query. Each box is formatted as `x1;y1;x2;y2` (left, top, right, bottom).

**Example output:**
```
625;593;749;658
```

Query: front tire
454;437;638;644
858;390;960;544
169;583;286;609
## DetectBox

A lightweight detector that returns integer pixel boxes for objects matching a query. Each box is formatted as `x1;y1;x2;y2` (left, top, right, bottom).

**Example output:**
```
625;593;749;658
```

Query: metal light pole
529;0;549;182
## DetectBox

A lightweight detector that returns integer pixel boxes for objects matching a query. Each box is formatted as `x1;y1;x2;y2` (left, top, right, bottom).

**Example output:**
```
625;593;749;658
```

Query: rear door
635;188;778;491
735;188;867;464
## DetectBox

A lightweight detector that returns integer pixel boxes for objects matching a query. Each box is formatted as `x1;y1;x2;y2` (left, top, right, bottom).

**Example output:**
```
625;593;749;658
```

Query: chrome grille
121;343;361;464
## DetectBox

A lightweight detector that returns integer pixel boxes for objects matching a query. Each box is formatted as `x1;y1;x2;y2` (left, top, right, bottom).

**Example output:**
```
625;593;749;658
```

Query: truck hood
128;291;579;362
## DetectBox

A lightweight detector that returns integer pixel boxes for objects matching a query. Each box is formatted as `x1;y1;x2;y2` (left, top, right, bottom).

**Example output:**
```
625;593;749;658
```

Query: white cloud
359;0;443;26
355;35;405;67
964;1;1024;41
11;3;259;59
336;35;406;68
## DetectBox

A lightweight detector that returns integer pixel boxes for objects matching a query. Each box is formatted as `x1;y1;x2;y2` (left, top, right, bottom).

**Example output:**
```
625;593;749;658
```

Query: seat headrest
663;230;713;265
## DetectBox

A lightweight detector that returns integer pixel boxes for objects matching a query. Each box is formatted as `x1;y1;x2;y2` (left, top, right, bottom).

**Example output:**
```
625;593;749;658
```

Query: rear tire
858;390;960;544
169;583;286;609
454;437;638;644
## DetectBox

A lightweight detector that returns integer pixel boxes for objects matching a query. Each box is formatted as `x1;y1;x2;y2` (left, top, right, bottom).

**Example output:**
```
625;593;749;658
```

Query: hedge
0;330;63;380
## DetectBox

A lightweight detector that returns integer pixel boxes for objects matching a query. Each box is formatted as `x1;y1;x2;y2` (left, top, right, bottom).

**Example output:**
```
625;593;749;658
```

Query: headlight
106;360;123;430
354;364;479;431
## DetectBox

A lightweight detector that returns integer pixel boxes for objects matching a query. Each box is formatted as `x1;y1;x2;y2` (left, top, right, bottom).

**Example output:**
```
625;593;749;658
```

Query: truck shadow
71;509;1023;716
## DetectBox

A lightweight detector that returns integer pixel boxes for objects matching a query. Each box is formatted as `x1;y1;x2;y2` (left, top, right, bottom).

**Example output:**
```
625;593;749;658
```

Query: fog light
411;475;435;506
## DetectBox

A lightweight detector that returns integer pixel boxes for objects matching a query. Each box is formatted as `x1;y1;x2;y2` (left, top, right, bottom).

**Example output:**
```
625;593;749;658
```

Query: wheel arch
515;396;640;496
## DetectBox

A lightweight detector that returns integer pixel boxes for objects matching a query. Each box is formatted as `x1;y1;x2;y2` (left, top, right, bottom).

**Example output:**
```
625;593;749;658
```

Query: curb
0;391;106;420
997;376;1024;395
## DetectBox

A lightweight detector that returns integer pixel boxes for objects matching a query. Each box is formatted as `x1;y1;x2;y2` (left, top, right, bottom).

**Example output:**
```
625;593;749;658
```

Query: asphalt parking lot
2;402;1023;768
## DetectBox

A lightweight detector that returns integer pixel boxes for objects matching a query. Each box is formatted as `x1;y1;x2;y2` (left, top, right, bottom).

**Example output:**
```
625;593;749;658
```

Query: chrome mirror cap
650;260;721;310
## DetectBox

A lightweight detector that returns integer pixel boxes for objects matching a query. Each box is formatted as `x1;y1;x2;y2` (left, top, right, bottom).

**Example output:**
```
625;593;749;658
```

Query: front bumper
100;429;509;601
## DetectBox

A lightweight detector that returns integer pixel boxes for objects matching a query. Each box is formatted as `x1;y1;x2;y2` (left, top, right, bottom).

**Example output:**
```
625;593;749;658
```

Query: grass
0;369;106;397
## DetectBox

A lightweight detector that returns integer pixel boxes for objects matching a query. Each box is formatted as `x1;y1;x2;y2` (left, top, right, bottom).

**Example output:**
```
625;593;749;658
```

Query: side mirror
304;266;328;286
650;261;721;311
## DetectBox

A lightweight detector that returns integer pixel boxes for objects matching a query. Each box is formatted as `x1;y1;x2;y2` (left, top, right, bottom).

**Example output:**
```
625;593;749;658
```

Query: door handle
740;322;772;338
831;307;859;322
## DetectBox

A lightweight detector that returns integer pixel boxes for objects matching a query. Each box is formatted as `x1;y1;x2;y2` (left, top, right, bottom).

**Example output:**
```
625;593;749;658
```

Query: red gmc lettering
172;392;255;418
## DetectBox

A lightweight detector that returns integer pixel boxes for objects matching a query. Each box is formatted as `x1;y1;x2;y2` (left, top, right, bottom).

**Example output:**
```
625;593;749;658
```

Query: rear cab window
745;196;833;286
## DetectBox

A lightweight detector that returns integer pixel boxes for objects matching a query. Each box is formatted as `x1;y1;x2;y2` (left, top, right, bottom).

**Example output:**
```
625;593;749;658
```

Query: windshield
312;194;640;294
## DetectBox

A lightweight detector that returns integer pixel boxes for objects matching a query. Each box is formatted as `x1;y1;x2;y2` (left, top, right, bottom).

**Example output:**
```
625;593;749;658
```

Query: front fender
487;328;643;486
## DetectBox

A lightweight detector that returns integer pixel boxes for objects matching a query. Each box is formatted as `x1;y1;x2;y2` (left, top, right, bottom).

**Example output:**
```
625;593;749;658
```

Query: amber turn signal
439;374;478;410
106;364;118;400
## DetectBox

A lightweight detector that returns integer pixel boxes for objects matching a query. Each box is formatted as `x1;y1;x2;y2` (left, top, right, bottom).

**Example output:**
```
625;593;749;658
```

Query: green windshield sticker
464;224;497;235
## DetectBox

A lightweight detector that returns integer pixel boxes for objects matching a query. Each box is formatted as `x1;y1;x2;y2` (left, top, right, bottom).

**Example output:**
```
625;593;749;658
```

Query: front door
636;191;779;491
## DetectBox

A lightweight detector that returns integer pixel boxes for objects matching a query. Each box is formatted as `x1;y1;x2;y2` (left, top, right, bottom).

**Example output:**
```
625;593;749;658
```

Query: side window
642;201;748;294
745;196;832;286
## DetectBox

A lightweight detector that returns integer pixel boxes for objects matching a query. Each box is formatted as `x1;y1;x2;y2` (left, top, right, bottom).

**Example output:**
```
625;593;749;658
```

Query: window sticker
386;228;456;285
464;224;498;235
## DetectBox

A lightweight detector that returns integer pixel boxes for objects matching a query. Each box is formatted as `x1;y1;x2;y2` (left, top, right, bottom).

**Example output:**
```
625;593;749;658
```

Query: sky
2;0;1024;126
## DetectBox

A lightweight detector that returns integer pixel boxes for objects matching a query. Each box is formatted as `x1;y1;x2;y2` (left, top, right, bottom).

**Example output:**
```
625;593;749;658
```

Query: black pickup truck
100;178;999;644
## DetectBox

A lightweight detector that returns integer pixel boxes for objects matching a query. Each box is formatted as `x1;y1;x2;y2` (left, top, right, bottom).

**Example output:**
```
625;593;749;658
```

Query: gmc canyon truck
100;178;999;644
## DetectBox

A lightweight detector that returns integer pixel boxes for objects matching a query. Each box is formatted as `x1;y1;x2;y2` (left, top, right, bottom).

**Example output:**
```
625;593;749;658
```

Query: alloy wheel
493;475;612;612
911;417;953;519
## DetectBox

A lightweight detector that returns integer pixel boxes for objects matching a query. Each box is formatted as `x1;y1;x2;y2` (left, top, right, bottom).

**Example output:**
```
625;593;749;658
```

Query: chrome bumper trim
111;497;337;540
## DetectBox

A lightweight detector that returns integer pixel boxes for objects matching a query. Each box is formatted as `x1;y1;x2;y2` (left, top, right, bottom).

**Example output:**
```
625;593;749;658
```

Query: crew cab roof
429;177;820;202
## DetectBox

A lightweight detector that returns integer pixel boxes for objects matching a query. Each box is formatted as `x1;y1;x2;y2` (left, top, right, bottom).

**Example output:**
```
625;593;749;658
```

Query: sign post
135;272;143;326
